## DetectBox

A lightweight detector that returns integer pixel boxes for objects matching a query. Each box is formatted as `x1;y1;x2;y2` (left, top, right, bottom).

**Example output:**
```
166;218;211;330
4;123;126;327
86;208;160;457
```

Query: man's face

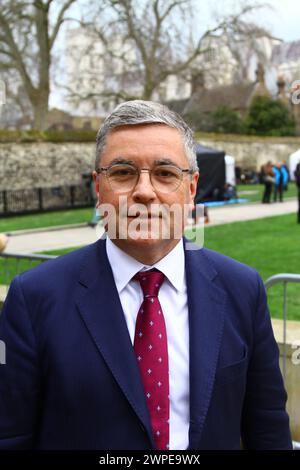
93;124;198;256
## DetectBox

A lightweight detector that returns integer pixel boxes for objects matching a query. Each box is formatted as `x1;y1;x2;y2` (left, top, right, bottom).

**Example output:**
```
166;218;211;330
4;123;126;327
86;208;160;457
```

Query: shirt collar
106;237;185;294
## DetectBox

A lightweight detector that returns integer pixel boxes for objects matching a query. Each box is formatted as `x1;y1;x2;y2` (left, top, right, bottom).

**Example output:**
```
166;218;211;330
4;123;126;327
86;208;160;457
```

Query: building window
204;48;216;63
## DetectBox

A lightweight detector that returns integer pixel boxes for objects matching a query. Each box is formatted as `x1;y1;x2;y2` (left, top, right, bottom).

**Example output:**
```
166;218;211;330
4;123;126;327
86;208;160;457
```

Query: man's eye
115;170;131;175
110;167;136;177
154;168;178;178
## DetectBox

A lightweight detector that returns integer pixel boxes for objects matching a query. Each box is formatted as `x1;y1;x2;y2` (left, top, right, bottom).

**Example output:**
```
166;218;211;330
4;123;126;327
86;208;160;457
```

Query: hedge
0;128;300;145
0;129;97;143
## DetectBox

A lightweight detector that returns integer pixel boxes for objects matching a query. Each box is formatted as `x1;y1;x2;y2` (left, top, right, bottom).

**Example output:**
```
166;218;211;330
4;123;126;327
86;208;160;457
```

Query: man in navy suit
0;101;292;450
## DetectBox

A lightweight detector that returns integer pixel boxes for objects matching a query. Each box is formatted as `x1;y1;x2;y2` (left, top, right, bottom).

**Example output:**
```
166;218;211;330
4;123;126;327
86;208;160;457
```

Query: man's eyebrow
153;158;179;166
105;157;181;167
105;157;136;166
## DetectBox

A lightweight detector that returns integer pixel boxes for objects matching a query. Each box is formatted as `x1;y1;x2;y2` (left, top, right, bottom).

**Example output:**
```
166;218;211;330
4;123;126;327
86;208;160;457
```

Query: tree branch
49;0;77;49
0;10;35;95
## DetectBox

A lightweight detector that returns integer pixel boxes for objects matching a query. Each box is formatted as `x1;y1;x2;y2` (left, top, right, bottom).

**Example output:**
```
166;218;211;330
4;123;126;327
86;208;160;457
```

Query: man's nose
132;170;157;201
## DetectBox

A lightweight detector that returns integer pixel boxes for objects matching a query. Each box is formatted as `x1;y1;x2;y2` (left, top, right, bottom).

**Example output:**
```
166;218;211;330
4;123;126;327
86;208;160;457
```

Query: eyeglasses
96;163;193;193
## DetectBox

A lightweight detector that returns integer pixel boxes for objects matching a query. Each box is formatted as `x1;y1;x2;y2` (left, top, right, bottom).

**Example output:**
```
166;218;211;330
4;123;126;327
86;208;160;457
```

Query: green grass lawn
196;213;300;321
41;247;82;256
0;207;94;233
236;182;298;203
0;247;80;288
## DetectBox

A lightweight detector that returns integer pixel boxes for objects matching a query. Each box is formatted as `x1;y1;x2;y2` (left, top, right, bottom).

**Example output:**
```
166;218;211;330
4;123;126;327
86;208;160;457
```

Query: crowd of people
261;161;289;204
261;159;300;223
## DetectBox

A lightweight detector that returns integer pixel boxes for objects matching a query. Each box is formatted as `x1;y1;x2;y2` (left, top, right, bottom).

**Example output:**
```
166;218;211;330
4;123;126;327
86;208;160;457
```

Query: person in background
223;183;237;201
273;162;288;203
262;161;275;204
295;162;300;224
82;170;101;227
89;173;101;227
0;234;8;253
282;163;290;192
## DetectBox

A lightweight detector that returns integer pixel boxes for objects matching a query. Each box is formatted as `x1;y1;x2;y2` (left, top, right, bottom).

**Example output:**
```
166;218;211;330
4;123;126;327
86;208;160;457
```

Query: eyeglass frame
95;162;194;193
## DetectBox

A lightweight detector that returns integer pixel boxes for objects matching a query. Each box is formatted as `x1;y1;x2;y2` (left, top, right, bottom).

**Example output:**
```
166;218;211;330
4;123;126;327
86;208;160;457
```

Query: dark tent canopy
194;144;226;202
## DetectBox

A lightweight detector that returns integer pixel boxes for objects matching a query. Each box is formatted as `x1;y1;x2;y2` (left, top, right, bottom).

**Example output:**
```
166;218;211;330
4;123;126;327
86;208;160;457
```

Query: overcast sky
64;0;300;42
260;0;300;41
191;0;300;42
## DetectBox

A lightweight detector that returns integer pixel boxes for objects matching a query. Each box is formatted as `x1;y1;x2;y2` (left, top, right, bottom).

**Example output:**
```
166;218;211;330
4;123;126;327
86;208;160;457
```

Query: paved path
207;198;298;226
2;199;298;254
4;225;104;254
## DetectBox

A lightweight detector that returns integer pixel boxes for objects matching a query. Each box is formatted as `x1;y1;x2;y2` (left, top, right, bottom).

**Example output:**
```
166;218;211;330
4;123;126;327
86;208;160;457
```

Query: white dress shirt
106;237;190;450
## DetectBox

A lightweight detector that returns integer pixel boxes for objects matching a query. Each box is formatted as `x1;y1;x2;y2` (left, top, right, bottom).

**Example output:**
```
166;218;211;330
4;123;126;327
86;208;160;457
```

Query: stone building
167;64;270;131
47;108;102;131
272;40;300;135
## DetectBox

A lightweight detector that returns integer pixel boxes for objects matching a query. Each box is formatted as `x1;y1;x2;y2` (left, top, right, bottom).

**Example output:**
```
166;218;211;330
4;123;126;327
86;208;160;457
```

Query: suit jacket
0;238;292;450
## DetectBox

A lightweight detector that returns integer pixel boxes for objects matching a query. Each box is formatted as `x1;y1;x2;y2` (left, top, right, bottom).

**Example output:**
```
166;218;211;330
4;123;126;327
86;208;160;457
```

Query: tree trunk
31;89;50;130
142;76;155;100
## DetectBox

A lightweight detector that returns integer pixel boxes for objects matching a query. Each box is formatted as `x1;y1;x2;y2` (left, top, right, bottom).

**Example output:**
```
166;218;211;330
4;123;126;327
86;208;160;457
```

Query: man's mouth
127;213;162;219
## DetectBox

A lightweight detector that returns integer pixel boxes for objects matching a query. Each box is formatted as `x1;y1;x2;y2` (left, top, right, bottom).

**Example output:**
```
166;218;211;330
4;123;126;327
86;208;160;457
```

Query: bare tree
223;25;274;83
0;0;77;129
65;0;269;108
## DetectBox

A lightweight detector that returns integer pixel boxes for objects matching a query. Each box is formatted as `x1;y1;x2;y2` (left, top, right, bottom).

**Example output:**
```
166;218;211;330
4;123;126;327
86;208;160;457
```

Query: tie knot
134;269;165;298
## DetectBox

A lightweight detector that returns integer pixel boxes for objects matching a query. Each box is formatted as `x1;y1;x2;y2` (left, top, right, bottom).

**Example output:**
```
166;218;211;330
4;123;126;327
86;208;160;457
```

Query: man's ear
92;170;101;206
92;170;98;185
190;172;199;200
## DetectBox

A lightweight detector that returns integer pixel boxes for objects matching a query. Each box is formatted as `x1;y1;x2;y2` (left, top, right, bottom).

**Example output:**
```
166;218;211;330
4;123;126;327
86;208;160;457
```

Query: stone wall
199;138;300;170
0;142;95;191
1;138;300;191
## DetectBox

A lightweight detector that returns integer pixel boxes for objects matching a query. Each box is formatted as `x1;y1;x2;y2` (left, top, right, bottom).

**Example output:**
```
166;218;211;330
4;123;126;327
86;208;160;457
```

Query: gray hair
95;100;198;172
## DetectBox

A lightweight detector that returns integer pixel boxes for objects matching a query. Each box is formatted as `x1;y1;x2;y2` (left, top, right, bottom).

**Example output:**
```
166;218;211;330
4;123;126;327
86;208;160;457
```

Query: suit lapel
76;239;155;448
184;245;227;449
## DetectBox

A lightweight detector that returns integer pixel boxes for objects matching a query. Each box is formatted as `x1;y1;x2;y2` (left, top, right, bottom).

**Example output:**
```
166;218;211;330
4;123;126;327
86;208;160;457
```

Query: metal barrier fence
0;184;93;215
0;252;57;295
265;273;300;380
265;273;300;451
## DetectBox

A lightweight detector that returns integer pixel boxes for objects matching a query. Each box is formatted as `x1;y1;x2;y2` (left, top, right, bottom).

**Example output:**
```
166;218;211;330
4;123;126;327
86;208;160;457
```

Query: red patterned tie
133;270;170;451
